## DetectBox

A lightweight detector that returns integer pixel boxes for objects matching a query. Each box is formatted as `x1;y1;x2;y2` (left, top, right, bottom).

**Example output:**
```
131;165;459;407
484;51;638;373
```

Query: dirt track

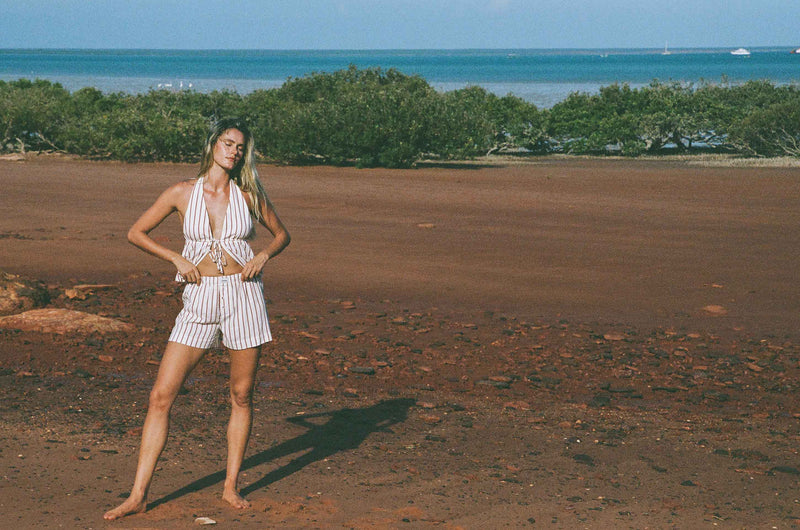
1;156;800;528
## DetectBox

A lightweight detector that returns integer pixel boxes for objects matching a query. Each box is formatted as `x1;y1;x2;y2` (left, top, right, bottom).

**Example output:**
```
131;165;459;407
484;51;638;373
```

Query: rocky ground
2;274;800;528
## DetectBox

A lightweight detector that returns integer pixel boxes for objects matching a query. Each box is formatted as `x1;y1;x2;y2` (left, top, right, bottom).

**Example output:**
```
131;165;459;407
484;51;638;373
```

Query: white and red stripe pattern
168;275;272;350
176;177;255;281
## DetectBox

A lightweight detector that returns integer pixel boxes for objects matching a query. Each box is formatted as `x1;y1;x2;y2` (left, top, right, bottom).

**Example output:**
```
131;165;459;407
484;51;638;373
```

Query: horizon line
2;45;799;53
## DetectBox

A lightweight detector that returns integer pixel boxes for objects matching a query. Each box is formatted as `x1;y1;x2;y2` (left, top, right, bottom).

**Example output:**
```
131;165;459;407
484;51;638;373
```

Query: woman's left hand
241;253;269;281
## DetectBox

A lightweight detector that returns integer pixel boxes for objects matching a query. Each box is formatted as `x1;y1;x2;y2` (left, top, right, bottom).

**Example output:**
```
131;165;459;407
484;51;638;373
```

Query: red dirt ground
1;155;800;528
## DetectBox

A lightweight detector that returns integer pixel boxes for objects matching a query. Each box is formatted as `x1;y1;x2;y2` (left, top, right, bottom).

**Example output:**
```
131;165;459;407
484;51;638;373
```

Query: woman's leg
104;341;206;520
222;345;261;508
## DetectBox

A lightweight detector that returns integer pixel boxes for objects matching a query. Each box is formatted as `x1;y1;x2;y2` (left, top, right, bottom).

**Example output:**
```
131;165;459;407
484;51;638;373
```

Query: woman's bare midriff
196;249;244;276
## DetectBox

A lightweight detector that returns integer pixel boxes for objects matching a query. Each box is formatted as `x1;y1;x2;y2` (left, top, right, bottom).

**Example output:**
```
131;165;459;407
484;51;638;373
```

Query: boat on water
730;47;751;56
662;42;671;55
791;48;800;54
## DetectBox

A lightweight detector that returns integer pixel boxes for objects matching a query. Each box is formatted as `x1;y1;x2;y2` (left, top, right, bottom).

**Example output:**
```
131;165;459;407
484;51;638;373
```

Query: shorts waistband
196;274;249;285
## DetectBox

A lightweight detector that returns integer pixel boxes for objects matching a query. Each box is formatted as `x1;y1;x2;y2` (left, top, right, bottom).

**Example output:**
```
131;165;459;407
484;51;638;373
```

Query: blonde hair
198;117;267;221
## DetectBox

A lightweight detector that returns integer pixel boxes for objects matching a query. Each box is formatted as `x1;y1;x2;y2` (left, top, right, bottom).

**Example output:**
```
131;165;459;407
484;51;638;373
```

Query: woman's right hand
174;257;201;284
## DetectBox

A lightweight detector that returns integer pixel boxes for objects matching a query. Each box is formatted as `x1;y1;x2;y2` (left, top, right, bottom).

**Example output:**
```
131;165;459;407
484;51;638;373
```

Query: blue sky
1;0;798;50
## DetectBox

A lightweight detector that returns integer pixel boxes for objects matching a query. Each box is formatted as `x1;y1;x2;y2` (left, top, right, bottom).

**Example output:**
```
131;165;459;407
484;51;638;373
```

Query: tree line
2;66;799;167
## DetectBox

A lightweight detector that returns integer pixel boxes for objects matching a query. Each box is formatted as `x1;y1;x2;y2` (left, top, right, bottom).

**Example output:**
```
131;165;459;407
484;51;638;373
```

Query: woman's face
212;128;246;172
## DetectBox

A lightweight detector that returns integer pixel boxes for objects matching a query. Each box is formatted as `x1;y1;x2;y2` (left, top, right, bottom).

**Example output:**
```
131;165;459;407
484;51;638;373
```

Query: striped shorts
168;275;272;350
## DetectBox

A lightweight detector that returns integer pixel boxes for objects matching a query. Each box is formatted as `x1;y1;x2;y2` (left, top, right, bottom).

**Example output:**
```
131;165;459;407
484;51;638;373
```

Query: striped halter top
176;177;255;281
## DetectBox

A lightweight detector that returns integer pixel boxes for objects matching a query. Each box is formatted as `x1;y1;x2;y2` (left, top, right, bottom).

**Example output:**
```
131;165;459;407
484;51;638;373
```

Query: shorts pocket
181;285;197;308
181;284;212;324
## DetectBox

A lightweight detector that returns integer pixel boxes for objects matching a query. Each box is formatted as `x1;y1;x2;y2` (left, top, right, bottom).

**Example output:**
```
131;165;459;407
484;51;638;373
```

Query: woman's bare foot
222;489;251;509
103;497;147;520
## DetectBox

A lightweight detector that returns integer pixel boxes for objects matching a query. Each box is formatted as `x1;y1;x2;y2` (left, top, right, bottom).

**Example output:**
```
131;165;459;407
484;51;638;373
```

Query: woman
104;118;290;520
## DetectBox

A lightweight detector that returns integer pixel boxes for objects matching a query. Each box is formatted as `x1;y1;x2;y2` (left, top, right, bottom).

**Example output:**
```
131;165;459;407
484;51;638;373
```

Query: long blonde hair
198;117;267;221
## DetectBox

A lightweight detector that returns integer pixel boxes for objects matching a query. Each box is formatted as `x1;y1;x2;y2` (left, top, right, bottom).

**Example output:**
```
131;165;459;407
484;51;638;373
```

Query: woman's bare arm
240;193;291;280
127;181;202;283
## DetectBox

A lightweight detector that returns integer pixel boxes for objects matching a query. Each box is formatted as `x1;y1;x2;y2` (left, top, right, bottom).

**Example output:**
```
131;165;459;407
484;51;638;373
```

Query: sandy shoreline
2;156;800;528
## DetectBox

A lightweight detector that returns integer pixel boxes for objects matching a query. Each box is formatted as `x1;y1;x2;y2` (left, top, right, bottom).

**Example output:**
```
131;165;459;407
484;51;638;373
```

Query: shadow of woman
148;397;416;509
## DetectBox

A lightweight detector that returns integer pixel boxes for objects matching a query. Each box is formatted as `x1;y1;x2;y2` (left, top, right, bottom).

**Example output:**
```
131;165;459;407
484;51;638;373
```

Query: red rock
503;401;532;411
702;305;728;316
64;288;87;300
0;308;135;334
0;271;50;316
73;284;114;291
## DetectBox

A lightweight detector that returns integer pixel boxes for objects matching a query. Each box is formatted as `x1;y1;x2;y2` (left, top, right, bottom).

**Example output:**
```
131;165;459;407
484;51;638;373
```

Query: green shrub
729;97;800;156
549;84;643;155
1;70;799;164
0;79;71;152
257;66;442;167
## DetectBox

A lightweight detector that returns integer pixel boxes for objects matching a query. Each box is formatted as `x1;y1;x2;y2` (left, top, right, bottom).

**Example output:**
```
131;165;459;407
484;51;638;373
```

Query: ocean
2;48;799;108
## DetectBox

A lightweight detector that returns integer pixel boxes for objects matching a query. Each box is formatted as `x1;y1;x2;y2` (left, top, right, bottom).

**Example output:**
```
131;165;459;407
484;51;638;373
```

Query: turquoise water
2;48;799;107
